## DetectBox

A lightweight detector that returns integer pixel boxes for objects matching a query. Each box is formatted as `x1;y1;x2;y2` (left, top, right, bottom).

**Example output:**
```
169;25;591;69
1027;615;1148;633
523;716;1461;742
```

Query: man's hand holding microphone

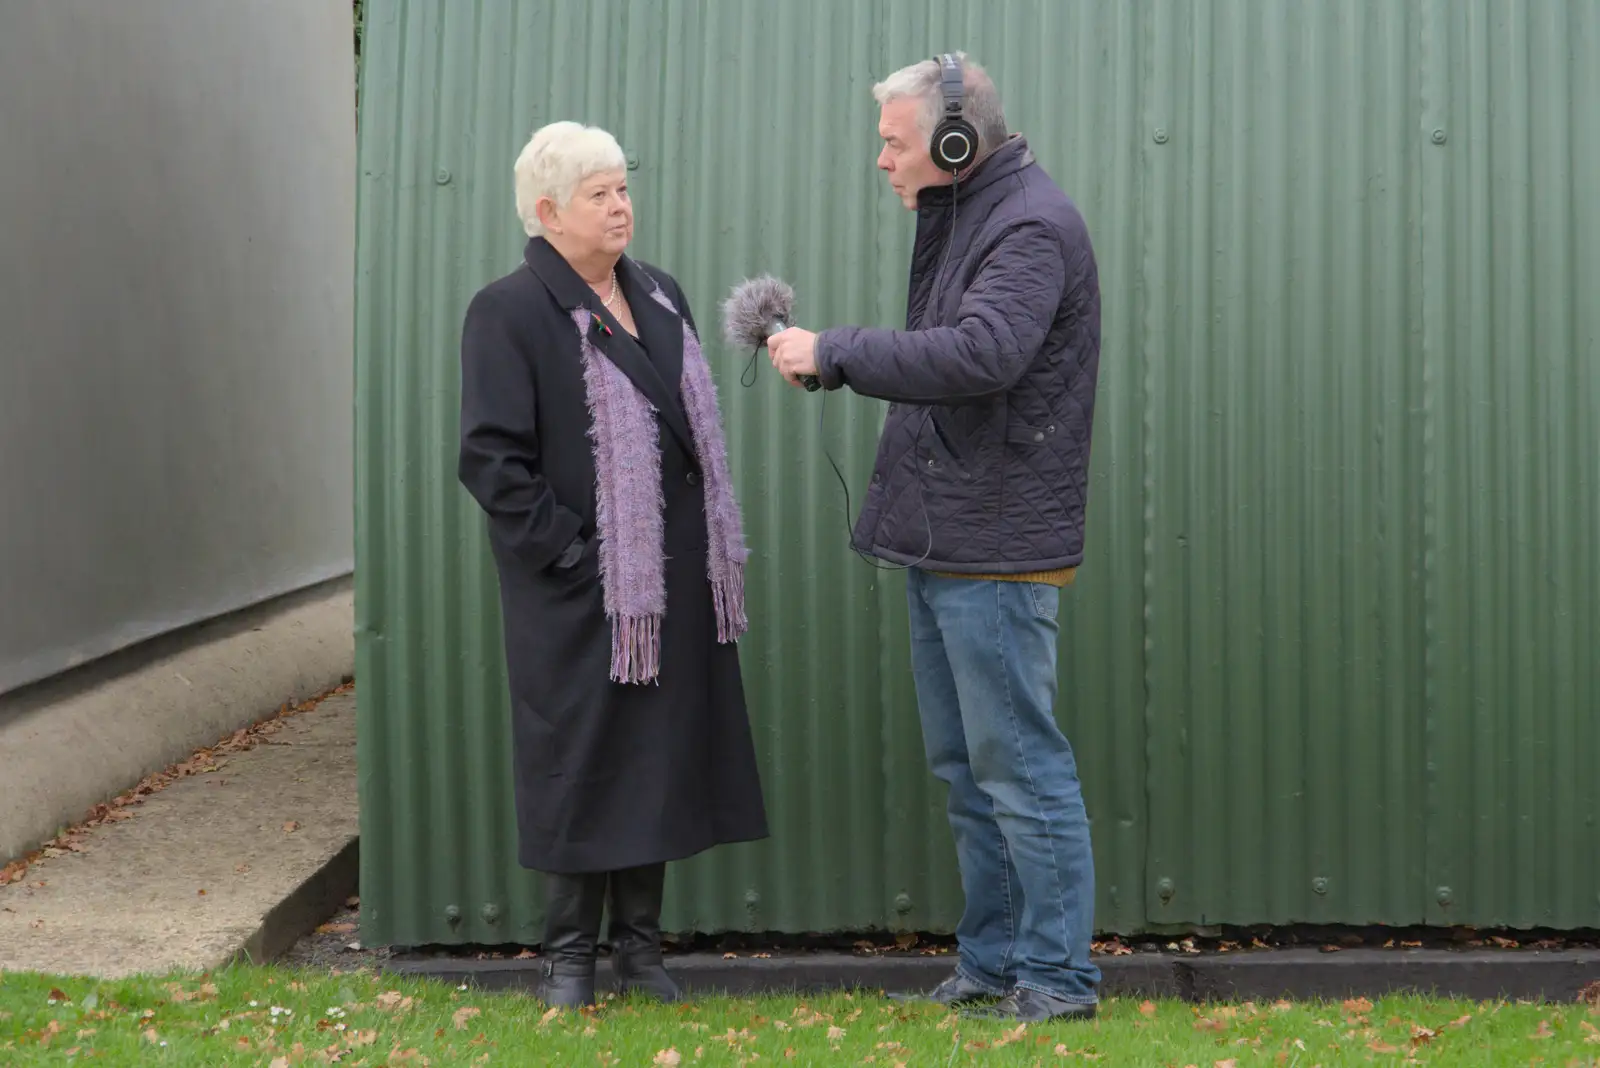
766;326;819;389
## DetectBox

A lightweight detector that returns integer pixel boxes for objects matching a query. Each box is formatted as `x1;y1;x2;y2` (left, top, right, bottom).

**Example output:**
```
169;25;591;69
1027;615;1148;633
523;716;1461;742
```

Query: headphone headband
938;53;964;117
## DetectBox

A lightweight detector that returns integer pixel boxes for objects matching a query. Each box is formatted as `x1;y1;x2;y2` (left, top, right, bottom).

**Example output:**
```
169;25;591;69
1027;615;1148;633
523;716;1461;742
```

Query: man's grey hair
872;52;1008;160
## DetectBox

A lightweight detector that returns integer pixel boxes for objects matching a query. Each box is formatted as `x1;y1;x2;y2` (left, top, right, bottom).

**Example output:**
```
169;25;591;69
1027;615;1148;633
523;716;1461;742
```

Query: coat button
1033;431;1045;442
687;471;700;486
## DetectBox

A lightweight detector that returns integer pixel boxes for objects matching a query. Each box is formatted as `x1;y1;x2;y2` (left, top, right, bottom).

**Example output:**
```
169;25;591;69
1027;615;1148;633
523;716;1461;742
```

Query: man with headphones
768;53;1103;1024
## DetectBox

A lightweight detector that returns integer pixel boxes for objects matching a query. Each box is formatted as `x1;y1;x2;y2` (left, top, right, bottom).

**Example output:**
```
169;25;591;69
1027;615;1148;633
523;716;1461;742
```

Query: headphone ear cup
931;117;979;173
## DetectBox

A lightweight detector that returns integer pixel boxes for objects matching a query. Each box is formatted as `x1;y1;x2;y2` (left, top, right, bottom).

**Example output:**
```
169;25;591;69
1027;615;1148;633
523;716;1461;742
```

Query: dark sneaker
888;970;1007;1006
961;987;1097;1022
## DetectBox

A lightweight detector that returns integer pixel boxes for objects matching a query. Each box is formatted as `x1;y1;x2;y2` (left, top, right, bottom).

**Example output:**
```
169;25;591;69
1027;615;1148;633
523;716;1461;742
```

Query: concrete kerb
0;577;355;865
231;838;361;969
381;947;1600;1004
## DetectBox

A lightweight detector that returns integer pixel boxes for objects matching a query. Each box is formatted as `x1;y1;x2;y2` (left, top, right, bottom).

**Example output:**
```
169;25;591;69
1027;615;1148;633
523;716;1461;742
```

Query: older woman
456;121;770;1008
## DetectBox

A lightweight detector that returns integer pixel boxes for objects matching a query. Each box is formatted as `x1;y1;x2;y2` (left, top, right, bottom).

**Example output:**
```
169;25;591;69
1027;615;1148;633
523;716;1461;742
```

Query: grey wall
0;2;356;695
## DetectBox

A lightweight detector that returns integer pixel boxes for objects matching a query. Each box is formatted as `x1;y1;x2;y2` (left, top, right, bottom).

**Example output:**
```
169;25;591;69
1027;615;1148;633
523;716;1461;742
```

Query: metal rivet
1153;128;1169;144
626;154;641;171
481;902;501;924
435;168;452;185
1436;886;1453;905
1312;877;1329;895
894;893;913;914
444;905;461;924
1157;877;1175;901
1033;431;1045;443
1431;128;1447;145
744;889;760;908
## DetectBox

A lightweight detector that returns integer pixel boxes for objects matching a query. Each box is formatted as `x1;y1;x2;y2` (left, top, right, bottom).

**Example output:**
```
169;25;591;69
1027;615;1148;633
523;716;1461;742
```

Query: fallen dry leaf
1215;1060;1238;1068
827;1025;846;1041
374;990;414;1013
1531;1019;1555;1040
1411;1025;1438;1045
453;1006;482;1030
282;821;300;833
143;1028;160;1044
993;1024;1027;1047
653;1049;682;1067
1140;1001;1158;1017
1580;980;1600;1008
1343;998;1374;1015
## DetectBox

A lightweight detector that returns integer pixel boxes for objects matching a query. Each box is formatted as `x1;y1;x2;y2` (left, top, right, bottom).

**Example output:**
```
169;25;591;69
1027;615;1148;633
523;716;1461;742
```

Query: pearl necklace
601;269;621;312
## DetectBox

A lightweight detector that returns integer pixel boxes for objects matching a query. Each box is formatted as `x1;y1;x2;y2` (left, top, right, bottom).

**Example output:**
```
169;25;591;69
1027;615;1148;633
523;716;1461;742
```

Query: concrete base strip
384;948;1600;1004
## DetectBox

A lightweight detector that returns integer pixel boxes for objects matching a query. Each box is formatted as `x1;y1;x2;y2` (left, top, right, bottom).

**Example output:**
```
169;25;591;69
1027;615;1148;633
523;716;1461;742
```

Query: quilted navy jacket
813;135;1101;573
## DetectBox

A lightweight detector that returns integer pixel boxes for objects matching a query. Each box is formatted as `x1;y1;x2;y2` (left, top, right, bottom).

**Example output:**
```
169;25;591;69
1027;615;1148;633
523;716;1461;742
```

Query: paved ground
0;690;356;978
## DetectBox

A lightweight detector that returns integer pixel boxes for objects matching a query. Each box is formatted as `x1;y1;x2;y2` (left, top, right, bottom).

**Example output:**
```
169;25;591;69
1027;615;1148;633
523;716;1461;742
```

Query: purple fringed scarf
571;284;749;685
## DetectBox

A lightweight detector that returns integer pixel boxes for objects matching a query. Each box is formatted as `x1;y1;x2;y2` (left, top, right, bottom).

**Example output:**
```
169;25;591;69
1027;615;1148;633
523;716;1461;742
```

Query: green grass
3;966;1597;1065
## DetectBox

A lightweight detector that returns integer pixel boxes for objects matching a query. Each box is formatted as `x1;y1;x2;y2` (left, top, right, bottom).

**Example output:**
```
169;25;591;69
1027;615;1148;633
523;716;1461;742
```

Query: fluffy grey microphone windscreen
720;275;796;351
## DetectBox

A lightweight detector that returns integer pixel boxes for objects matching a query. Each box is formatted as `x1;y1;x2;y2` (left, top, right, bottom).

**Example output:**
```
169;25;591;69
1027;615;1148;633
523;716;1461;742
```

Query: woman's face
544;169;633;258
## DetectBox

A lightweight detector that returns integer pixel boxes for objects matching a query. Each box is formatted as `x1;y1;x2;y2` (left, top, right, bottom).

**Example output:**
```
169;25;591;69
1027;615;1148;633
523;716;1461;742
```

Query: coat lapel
522;238;696;460
618;257;684;398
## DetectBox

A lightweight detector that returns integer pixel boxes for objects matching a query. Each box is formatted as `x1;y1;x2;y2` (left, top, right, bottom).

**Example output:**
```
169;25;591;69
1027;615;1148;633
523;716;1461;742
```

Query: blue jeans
906;569;1101;1004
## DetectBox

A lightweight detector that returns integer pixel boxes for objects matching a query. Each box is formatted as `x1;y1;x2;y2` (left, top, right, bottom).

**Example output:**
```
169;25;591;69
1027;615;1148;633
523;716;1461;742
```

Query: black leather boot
539;871;607;1009
606;863;682;1001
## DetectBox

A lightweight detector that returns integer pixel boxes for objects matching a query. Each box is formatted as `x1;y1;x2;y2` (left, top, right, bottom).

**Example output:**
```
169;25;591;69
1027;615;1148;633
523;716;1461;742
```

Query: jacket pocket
1006;420;1058;447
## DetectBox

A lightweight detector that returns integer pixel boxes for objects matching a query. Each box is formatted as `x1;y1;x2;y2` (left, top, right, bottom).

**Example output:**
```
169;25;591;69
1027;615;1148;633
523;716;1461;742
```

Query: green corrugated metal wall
354;0;1600;948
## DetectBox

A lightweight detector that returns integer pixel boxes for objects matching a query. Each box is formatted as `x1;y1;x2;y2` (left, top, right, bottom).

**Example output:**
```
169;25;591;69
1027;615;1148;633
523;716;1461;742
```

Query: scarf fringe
712;562;747;644
610;613;663;685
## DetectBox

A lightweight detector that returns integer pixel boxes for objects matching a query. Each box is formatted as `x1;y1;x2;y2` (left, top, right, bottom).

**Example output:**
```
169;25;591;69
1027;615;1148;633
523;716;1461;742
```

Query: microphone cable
737;174;962;574
737;358;933;573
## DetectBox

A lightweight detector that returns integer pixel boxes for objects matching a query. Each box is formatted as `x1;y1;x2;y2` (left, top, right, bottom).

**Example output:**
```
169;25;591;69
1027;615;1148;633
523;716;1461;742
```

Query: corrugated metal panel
1418;0;1600;929
354;0;1599;948
1139;0;1431;929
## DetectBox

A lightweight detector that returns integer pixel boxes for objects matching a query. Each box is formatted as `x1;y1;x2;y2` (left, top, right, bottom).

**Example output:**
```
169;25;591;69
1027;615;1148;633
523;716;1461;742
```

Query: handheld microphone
720;277;934;573
719;275;820;392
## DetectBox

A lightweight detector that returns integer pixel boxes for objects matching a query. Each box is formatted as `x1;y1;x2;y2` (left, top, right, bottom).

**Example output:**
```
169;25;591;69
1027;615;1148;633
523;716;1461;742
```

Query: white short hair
513;121;627;238
872;52;1008;159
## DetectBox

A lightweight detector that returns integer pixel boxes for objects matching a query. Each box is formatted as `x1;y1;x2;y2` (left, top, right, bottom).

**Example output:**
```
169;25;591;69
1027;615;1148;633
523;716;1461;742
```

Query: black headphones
929;53;979;173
